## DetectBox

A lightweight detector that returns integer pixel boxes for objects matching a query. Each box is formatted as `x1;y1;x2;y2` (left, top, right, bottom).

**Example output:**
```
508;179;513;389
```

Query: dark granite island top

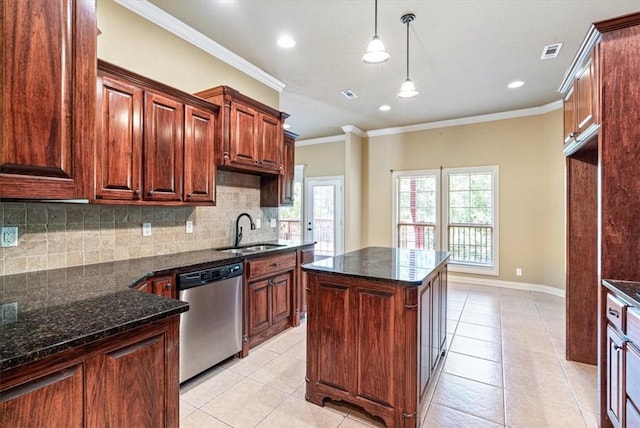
302;246;450;286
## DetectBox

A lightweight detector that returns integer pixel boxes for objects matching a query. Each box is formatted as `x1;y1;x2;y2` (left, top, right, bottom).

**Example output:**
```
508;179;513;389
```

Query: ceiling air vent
341;89;358;99
541;43;563;60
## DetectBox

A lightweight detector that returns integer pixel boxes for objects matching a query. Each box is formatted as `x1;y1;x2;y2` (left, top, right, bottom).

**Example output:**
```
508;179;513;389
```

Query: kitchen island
303;247;449;428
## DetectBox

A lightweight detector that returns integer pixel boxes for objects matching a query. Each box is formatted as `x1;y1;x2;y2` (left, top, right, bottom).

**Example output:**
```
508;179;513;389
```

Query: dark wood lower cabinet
607;325;625;428
0;317;179;427
306;265;447;428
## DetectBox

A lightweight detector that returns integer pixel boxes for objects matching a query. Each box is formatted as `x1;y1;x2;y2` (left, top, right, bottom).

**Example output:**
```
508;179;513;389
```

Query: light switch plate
255;218;261;229
142;223;152;237
269;219;277;228
186;221;193;234
0;227;18;247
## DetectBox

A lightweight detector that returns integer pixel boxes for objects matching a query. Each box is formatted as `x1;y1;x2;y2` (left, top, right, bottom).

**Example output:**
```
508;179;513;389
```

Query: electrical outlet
186;221;193;234
0;302;18;324
255;218;261;229
516;268;522;277
142;223;152;237
0;226;18;247
270;218;277;228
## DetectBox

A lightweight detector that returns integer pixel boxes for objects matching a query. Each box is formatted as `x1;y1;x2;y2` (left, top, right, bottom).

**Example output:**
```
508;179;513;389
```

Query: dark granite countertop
302;246;450;286
0;240;313;371
0;289;188;371
602;279;640;307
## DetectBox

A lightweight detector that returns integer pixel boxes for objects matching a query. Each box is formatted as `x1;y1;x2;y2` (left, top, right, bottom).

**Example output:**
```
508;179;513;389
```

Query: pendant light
362;0;390;64
398;13;418;98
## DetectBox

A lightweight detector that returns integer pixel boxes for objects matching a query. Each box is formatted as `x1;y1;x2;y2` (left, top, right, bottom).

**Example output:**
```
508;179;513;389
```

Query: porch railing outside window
279;218;334;256
448;224;493;265
397;223;436;250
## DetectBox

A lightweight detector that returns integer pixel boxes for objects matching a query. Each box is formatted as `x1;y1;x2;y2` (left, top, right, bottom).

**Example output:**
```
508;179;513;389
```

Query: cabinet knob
270;262;280;267
165;283;172;289
148;191;154;196
133;189;140;198
186;193;193;199
569;131;581;138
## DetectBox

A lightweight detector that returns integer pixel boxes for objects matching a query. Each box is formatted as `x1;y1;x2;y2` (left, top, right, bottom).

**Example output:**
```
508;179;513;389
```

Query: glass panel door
305;178;343;258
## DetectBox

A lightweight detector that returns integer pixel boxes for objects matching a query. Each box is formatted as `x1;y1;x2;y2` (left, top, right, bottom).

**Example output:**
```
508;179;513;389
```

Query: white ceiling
139;0;639;140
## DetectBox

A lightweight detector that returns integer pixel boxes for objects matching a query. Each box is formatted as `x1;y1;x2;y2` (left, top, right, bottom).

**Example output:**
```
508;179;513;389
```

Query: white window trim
442;165;499;276
391;166;499;276
391;169;441;249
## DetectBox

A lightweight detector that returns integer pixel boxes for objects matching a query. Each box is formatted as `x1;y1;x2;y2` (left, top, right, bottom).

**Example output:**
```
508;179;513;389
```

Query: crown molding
114;0;286;92
296;134;345;147
367;100;563;138
297;100;563;146
341;125;366;137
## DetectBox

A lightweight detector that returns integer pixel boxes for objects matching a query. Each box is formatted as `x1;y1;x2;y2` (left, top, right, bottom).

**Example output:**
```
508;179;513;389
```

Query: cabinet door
627;344;640;409
229;102;259;167
150;275;174;299
0;0;96;199
184;105;216;204
280;134;296;205
563;86;577;145
419;283;432;398
95;75;143;201
258;113;282;172
0;365;84;427
88;334;166;428
249;278;271;336
272;272;292;324
431;272;441;370
575;58;595;135
299;246;315;315
143;92;183;202
607;325;625;428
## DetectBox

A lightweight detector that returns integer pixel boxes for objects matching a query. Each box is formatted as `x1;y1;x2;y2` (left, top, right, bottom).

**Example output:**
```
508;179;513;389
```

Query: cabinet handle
148;190;154;196
165;283;172;289
186;193;193;199
569;131;581;138
608;308;620;318
613;343;624;351
270;262;280;267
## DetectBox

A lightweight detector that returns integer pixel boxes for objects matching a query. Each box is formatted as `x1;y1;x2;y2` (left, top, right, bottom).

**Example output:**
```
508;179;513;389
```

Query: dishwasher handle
177;263;243;291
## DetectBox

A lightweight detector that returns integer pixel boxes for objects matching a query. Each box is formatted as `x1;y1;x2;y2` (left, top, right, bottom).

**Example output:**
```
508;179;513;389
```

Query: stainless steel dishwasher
177;262;243;383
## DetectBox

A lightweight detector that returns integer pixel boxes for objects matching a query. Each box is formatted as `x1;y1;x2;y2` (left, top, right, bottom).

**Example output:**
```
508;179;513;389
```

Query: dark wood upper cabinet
0;0;96;200
195;85;286;176
95;61;218;206
95;75;143;201
261;130;298;207
143;92;184;202
184;105;216;204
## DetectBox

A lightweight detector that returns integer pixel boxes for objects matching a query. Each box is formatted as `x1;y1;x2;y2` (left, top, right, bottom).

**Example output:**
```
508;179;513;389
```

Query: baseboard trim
449;274;565;298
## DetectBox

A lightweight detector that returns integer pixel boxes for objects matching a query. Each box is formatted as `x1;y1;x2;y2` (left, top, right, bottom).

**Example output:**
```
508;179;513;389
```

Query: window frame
442;165;499;276
391;166;499;276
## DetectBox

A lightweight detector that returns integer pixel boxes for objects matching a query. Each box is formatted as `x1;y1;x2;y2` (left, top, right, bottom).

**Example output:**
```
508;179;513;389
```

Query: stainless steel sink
215;243;286;254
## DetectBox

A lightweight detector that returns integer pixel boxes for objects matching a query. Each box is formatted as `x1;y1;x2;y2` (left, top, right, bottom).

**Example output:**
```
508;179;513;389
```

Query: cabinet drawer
247;252;296;279
629;308;640;345
628;399;640;428
627;343;640;406
606;294;627;332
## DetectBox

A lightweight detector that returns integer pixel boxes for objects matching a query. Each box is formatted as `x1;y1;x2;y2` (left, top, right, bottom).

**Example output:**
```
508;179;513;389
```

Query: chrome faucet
234;213;256;247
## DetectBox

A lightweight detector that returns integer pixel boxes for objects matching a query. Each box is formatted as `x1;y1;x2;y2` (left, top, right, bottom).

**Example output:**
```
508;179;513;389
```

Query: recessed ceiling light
508;81;524;89
277;35;296;49
379;105;391;111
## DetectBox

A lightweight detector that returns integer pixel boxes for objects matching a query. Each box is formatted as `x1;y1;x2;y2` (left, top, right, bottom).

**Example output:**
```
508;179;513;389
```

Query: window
278;165;304;241
392;166;498;275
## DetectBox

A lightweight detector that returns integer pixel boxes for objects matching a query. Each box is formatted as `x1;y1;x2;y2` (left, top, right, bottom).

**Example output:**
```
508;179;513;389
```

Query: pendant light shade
362;0;389;64
398;13;418;98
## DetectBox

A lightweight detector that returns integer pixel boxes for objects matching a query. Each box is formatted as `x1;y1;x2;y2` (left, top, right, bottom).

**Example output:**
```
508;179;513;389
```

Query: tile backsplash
0;171;278;276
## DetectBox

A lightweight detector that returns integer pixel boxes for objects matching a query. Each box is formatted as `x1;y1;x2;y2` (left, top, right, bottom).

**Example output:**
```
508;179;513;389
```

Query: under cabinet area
0;316;181;428
0;0;96;200
244;252;297;352
95;61;218;205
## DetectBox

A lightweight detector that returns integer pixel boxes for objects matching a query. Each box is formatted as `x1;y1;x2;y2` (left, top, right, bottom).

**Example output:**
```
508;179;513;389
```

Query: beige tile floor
179;282;598;427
